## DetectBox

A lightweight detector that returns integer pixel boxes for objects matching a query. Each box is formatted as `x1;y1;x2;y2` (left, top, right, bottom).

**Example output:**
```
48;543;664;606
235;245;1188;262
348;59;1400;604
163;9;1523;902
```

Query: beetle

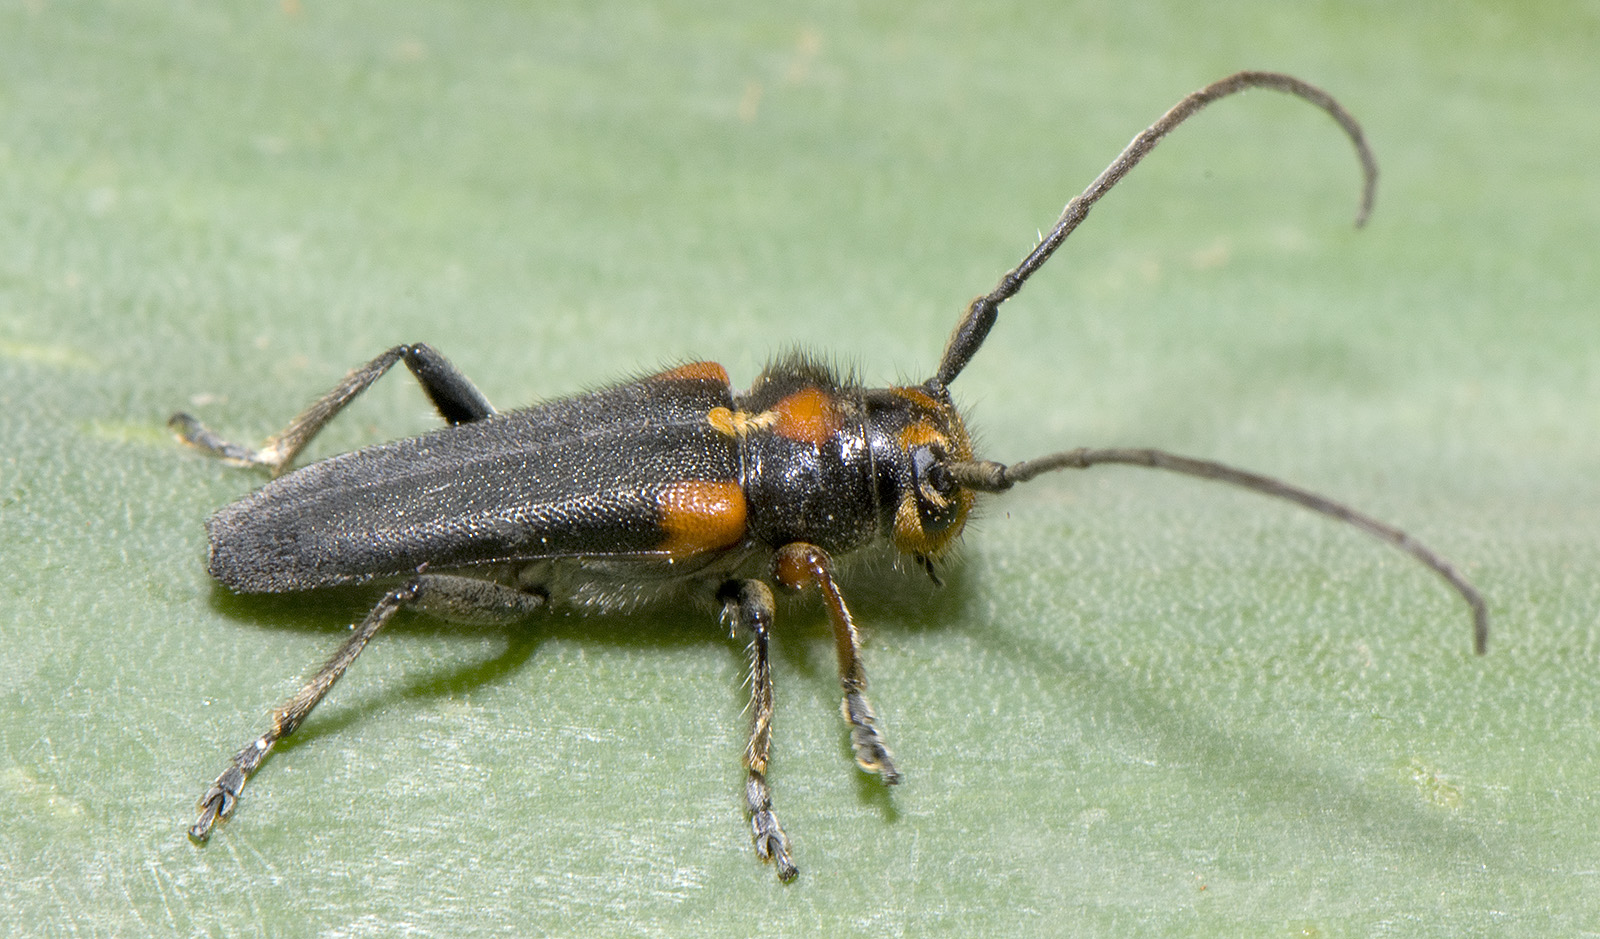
174;71;1486;882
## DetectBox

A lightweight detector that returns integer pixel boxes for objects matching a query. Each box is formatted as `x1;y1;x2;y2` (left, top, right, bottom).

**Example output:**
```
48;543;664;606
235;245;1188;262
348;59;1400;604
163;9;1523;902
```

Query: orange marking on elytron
653;361;731;384
656;480;748;558
769;387;841;447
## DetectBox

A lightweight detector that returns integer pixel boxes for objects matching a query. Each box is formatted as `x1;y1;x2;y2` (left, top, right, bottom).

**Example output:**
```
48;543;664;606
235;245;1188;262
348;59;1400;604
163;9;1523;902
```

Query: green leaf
4;2;1594;935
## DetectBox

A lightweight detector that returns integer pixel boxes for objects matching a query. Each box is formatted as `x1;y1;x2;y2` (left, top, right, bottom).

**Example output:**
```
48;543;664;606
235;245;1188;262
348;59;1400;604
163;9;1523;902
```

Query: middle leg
720;579;797;882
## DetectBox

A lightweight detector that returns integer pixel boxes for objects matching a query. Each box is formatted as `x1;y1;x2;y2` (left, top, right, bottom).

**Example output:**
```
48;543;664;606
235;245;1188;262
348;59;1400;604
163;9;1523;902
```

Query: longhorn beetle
174;72;1487;882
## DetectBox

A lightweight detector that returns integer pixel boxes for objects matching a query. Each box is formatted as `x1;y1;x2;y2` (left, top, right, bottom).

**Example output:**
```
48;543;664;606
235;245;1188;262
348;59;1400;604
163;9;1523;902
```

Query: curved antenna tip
933;70;1380;387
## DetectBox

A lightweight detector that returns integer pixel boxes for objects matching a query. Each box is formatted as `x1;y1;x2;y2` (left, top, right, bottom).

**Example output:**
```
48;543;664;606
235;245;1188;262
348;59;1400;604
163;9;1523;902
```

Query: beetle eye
911;444;960;533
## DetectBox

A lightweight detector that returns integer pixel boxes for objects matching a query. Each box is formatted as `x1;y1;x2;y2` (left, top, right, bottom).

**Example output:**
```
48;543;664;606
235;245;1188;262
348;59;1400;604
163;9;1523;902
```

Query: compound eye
911;443;961;534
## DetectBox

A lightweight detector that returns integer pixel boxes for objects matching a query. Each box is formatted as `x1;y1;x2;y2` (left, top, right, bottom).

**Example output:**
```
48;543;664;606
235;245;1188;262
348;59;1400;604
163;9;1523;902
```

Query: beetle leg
719;579;797;882
772;543;901;785
170;343;495;475
407;573;551;625
189;574;545;842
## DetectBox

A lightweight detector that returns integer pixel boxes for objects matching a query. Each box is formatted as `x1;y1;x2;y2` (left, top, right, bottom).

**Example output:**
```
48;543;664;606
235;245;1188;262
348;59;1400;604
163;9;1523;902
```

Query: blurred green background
3;1;1596;936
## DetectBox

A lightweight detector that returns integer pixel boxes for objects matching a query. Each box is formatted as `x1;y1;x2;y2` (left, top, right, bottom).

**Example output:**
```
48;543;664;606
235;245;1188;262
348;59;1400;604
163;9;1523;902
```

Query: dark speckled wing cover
206;372;738;593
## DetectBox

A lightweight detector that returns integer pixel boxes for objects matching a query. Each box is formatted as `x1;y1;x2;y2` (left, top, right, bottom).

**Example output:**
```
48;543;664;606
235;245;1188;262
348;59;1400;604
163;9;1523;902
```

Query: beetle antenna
947;450;1486;654
928;71;1378;392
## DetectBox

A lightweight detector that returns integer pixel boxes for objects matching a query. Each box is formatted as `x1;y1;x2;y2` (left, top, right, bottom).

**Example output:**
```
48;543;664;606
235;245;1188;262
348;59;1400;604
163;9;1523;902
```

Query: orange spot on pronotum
770;388;841;447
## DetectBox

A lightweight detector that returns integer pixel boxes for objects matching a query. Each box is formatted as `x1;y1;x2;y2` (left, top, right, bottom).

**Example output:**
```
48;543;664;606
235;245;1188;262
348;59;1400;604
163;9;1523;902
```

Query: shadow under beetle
174;72;1487;882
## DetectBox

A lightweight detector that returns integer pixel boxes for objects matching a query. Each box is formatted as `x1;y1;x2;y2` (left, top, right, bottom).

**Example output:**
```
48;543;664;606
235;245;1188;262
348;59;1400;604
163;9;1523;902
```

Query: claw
746;771;798;881
189;791;229;842
760;830;798;883
842;692;900;784
752;811;797;882
189;763;247;842
188;737;272;844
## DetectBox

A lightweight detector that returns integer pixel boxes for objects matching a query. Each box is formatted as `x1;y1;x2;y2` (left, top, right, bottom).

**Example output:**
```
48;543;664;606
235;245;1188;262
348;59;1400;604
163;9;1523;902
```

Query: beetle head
865;385;975;563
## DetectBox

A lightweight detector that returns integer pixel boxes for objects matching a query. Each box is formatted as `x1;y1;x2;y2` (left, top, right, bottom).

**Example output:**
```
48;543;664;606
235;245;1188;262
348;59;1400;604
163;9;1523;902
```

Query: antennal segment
948;449;1487;654
931;71;1379;391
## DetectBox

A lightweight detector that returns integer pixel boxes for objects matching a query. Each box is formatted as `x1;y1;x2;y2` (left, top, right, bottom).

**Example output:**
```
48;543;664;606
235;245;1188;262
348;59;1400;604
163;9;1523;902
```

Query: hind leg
189;574;545;841
171;343;495;475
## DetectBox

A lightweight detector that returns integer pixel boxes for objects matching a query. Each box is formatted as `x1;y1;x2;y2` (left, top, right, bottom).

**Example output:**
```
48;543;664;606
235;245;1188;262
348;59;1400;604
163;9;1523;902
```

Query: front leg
773;543;900;785
720;579;797;882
